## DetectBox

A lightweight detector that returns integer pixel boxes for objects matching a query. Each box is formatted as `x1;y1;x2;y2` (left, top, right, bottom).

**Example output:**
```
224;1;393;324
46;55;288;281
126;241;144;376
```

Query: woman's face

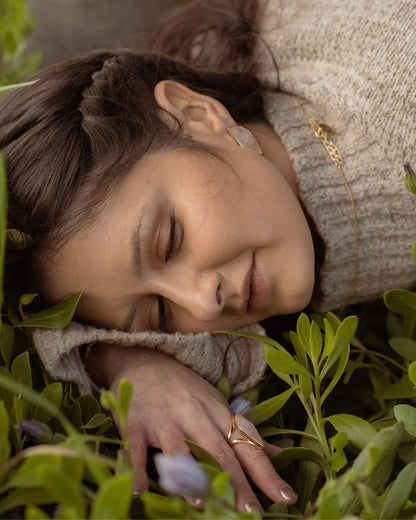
45;81;315;333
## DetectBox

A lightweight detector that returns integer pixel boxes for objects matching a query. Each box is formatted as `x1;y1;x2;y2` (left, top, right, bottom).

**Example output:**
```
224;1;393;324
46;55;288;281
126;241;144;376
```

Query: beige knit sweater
33;0;416;393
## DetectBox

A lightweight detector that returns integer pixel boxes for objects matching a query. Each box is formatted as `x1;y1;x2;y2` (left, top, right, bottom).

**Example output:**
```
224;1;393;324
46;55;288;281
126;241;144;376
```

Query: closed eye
157;295;167;332
165;211;176;262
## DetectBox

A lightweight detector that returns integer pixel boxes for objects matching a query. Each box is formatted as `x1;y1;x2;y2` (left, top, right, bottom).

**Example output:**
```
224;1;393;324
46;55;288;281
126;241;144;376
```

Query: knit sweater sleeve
256;0;416;310
32;322;267;396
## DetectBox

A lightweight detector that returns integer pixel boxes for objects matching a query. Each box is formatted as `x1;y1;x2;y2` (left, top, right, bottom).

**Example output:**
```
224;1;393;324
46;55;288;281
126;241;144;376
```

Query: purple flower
230;396;252;415
16;420;52;443
154;452;210;498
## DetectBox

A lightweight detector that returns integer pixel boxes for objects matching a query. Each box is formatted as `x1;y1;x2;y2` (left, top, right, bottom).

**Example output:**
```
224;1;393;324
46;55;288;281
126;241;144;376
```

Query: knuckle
163;442;191;456
210;443;237;467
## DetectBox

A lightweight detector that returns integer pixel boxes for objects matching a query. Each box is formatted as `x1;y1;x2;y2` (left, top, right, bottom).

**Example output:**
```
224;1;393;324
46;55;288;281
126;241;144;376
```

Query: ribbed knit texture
33;322;267;395
256;0;416;310
32;0;416;392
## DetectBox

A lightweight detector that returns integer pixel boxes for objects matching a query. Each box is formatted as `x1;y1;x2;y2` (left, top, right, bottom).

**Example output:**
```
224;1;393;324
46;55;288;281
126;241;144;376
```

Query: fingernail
244;500;263;512
187;497;203;508
280;485;298;503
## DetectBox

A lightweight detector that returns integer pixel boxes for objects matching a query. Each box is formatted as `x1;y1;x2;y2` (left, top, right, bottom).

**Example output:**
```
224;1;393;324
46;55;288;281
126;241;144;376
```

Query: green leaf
0;323;15;369
100;389;119;411
77;393;101;423
265;349;309;376
0;400;10;465
216;375;231;400
329;431;348;471
356;483;381;519
37;465;85;517
327;414;377;449
409;362;416;386
326;311;341;333
141;493;197;519
270;447;332;481
0;80;37;93
321;347;350;403
388;337;416;360
394;404;416;437
289;331;308;368
91;473;133;520
267;501;288;516
1;455;62;492
25;505;50;519
322;318;335;358
13;395;27;422
352;422;403;494
184;439;223;472
118;378;132;424
299;373;313;400
314;480;348;519
211;472;235;505
321;315;357;378
375;374;416;399
380;462;416;519
11;350;32;389
309;320;322;365
244;387;297;425
296;313;312;357
16;292;82;329
384;289;416;316
18;293;39;319
33;383;63;423
0;488;52;516
82;413;113;430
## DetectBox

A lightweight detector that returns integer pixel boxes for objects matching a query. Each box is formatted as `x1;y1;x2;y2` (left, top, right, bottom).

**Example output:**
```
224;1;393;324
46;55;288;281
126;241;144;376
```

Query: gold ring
227;413;265;450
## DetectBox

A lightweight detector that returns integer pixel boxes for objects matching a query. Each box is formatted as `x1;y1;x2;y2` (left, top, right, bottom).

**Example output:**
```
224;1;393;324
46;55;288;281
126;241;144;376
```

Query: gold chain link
284;94;359;301
309;119;342;167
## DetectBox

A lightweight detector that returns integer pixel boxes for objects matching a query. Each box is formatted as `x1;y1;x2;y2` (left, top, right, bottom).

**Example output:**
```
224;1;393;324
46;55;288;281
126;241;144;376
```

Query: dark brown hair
1;0;267;302
149;0;261;74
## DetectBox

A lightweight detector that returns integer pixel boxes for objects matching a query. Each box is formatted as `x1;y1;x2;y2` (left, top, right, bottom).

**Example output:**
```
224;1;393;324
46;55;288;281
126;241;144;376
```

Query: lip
247;254;269;312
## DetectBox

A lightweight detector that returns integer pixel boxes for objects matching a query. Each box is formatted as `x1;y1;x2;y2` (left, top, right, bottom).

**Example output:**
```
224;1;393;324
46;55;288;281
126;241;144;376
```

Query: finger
129;431;149;494
157;423;206;509
157;422;192;457
229;415;297;505
264;440;281;457
264;440;290;470
188;418;263;512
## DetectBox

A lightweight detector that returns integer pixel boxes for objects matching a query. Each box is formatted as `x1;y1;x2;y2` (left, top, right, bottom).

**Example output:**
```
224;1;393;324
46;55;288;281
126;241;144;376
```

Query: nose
158;267;225;322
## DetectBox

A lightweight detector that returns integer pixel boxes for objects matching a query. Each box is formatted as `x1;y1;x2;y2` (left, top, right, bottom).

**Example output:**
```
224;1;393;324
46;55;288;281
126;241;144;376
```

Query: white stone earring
226;126;262;155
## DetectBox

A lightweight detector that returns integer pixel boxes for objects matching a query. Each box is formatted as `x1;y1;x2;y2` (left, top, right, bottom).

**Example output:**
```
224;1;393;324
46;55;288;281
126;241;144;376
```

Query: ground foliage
0;0;40;87
2;3;416;518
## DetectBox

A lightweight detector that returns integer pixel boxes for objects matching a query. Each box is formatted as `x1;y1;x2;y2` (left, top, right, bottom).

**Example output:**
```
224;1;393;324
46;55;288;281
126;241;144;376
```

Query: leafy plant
0;0;40;87
1;6;416;514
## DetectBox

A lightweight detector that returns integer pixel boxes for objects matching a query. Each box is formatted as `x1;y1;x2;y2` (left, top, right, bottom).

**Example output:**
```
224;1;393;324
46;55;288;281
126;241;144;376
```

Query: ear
154;80;236;140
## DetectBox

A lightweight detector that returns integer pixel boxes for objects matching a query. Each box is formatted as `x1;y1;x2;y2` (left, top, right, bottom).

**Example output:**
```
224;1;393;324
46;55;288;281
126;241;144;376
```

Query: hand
88;345;298;512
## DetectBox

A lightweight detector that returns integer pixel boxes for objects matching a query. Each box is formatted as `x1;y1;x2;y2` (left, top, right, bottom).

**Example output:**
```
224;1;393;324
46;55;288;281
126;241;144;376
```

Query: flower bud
16;420;53;443
230;396;252;415
154;452;210;498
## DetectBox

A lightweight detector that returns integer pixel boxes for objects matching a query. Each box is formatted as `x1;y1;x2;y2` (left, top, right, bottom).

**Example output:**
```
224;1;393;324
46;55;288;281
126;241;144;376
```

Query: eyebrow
123;205;150;332
131;204;150;276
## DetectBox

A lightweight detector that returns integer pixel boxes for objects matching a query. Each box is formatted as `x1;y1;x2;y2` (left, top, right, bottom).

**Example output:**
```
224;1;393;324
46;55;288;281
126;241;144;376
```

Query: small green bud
404;163;416;196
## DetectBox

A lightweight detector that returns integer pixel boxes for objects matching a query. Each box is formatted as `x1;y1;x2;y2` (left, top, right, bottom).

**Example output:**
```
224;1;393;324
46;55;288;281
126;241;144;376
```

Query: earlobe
154;80;235;137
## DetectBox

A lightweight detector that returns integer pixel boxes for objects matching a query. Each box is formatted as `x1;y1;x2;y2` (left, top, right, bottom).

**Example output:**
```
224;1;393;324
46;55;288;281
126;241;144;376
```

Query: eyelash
165;212;176;263
158;211;177;331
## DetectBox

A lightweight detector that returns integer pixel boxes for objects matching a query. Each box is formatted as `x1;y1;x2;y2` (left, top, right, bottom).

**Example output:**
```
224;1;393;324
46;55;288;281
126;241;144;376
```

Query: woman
2;0;415;512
